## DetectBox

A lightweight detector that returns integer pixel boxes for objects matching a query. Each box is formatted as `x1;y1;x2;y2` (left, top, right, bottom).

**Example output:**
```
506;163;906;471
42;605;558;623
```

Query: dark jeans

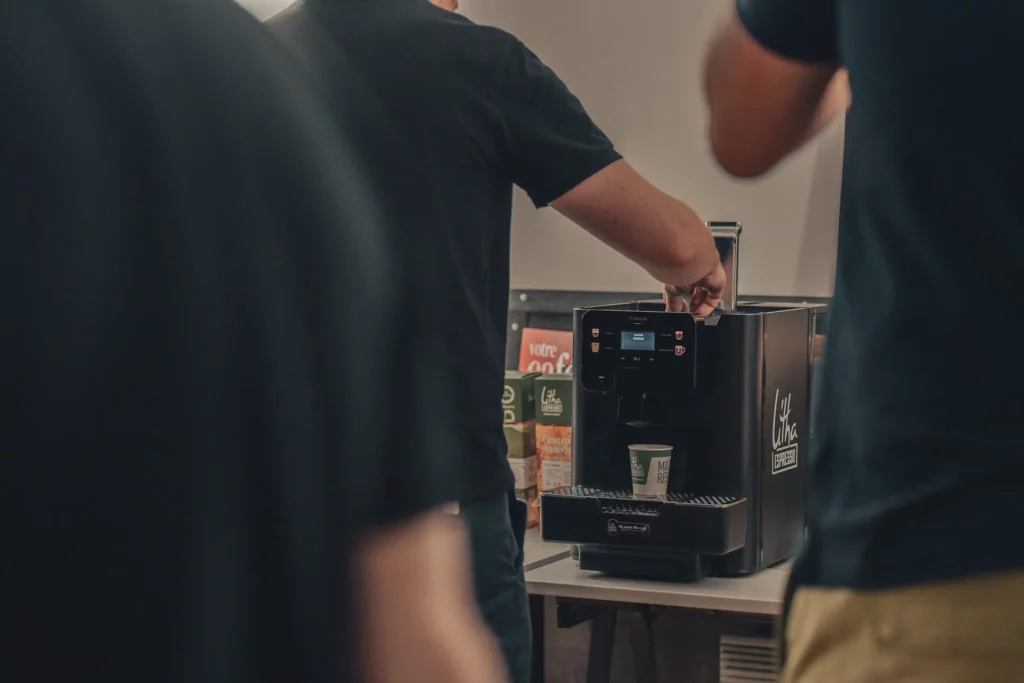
460;491;531;683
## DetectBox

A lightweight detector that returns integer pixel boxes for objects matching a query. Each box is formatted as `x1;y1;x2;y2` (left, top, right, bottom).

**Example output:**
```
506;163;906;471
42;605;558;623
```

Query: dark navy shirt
738;0;1024;588
0;1;451;680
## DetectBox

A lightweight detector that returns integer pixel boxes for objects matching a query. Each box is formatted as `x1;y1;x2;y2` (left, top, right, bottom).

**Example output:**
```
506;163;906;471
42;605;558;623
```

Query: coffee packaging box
536;424;573;492
534;374;573;492
503;371;540;527
535;374;572;425
527;495;540;529
503;370;541;424
504;421;538;493
507;426;539;529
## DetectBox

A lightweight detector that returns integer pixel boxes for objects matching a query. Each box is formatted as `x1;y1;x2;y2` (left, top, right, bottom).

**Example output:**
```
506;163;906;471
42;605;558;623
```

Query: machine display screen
620;330;655;351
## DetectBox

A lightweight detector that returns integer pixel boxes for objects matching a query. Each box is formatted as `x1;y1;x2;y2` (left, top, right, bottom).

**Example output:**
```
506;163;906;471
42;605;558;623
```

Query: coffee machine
540;224;820;581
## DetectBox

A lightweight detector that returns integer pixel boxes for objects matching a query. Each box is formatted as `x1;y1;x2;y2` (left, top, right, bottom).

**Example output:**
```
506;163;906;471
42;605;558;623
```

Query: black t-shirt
739;0;1024;588
0;1;450;681
269;0;621;501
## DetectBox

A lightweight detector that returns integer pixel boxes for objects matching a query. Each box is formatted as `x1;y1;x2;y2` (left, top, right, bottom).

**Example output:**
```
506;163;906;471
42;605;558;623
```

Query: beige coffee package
534;374;573;493
503;371;541;527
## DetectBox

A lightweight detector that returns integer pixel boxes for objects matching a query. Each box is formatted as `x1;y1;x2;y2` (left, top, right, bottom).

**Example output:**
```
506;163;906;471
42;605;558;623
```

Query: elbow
669;240;701;271
707;126;778;178
713;149;776;179
642;239;702;284
712;138;774;179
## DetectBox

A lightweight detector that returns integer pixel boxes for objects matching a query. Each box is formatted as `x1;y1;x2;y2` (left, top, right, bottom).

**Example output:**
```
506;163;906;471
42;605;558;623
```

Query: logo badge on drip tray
605;519;650;537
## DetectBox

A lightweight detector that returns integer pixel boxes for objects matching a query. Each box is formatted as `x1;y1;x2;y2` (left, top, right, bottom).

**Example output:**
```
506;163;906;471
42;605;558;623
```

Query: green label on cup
629;444;673;499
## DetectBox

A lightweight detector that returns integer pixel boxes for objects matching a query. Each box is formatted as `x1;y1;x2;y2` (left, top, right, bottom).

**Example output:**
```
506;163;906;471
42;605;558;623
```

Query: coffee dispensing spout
708;222;741;312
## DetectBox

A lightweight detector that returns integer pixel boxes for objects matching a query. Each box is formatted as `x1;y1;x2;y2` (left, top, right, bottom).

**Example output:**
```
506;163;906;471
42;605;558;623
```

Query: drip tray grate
548;486;742;508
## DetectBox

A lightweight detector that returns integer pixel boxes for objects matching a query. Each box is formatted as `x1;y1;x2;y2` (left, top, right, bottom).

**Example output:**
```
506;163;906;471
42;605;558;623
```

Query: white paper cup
629;444;673;499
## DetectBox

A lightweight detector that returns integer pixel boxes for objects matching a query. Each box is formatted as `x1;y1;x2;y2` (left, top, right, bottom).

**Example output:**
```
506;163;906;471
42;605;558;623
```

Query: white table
526;556;788;615
522;528;571;571
524;556;789;683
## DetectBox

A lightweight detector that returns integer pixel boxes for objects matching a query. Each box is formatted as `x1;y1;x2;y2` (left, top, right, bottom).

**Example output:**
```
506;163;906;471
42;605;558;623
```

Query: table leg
586;610;617;683
626;609;658;683
529;594;545;683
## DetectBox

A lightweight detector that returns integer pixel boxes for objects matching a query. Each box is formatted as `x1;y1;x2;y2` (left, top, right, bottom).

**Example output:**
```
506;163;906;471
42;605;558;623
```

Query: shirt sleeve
735;0;839;63
361;300;458;527
497;38;622;208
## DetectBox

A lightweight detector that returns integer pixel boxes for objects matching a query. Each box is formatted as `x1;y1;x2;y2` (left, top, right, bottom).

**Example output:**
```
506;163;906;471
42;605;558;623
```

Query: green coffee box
505;422;537;494
504;422;537;460
535;374;573;425
502;370;541;424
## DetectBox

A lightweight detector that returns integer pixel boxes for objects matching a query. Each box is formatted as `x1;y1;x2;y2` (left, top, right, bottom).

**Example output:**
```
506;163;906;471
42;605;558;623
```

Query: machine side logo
771;388;799;474
605;519;650;537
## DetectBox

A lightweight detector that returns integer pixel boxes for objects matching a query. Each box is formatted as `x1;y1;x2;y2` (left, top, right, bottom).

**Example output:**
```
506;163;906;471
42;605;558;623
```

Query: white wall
239;0;844;297
461;0;843;297
235;0;290;20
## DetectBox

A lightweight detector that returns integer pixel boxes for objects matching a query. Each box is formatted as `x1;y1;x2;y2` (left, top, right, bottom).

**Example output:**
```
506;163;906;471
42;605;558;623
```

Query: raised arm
498;38;725;314
703;2;849;177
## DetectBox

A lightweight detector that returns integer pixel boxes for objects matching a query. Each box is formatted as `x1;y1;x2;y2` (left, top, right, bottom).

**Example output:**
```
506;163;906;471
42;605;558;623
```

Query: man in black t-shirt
268;2;726;681
0;2;505;682
705;1;1024;680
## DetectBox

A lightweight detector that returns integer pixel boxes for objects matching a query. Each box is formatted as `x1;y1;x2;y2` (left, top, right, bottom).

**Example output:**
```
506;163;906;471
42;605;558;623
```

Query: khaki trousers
783;571;1024;683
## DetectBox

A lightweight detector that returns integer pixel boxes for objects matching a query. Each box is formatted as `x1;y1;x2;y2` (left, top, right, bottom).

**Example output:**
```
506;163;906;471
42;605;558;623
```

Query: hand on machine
663;260;727;316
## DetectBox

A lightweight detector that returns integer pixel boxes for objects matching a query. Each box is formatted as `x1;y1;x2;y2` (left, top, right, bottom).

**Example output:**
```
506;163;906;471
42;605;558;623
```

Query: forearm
355;511;508;683
364;607;504;683
704;17;840;177
633;197;721;288
552;160;721;287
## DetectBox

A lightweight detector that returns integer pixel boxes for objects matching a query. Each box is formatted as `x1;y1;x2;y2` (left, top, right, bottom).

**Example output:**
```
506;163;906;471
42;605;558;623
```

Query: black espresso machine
540;224;822;581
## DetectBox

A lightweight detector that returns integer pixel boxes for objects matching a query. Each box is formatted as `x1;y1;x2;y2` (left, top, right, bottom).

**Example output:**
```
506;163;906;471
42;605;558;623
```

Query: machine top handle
707;222;741;312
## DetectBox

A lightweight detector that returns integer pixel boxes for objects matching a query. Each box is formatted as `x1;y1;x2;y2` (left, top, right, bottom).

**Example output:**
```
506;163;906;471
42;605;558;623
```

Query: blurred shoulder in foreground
0;2;486;682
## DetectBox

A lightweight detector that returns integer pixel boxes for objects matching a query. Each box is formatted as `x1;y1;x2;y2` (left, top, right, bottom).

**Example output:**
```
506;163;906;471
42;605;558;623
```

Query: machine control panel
579;310;697;395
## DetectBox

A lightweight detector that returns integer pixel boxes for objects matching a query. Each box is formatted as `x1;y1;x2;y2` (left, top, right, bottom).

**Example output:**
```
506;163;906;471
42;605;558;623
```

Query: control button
591;342;600;353
675;345;686;356
648;356;656;363
630;355;642;363
675;330;684;340
591;328;600;338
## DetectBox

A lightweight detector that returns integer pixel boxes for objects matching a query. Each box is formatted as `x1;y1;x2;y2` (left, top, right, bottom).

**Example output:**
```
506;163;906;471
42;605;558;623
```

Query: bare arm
550;159;725;314
497;40;724;312
704;15;848;178
354;511;508;683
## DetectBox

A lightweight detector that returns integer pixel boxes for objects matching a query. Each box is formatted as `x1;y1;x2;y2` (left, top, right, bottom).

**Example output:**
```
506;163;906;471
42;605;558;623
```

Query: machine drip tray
540;486;748;555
